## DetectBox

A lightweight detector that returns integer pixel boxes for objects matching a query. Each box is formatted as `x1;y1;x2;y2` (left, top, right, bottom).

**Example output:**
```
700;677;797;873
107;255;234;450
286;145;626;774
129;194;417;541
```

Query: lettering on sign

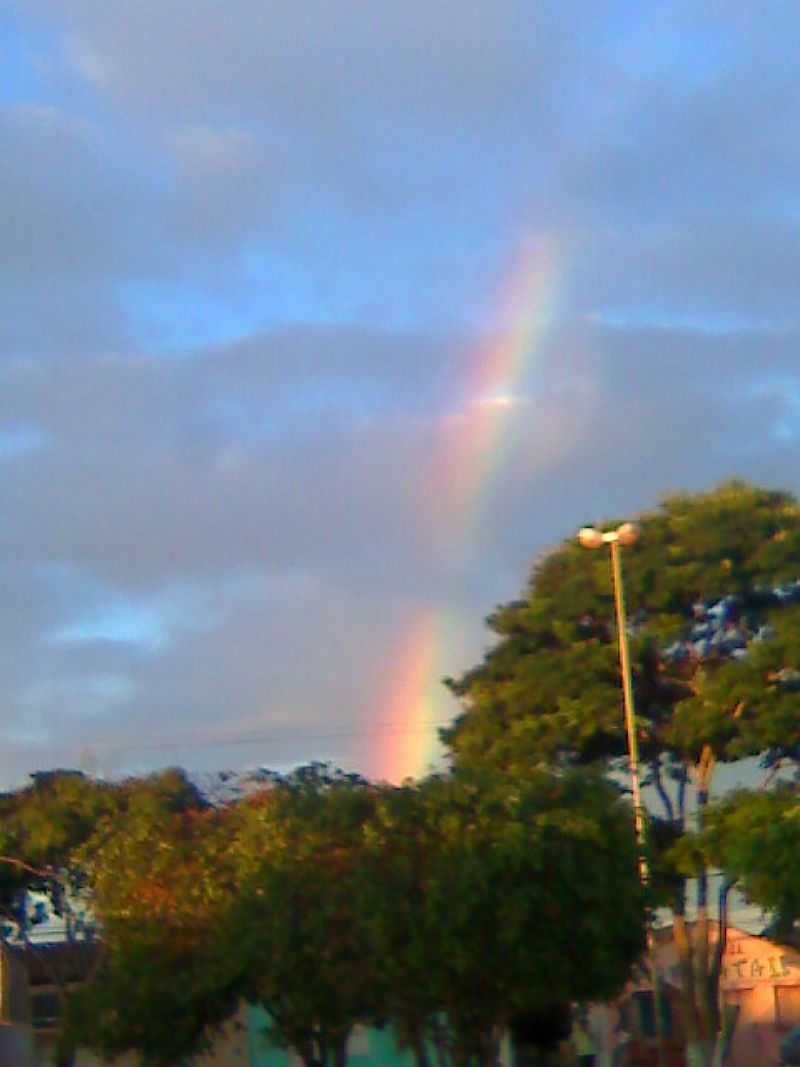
722;955;793;982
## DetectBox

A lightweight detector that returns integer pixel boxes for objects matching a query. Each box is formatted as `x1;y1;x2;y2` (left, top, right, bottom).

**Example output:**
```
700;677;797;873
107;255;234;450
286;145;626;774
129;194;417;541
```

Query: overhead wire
74;718;455;759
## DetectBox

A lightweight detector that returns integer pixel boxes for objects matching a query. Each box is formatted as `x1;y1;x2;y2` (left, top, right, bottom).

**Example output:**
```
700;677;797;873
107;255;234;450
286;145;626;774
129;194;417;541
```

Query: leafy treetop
443;481;800;779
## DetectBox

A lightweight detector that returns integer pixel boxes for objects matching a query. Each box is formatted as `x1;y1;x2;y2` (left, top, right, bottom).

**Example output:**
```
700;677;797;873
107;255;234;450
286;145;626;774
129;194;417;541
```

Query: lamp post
577;523;666;1067
577;523;647;882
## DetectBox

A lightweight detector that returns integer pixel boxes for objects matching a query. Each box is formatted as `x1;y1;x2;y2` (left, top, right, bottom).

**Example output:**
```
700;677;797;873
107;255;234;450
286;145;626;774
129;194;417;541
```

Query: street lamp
577;523;646;874
578;523;666;1067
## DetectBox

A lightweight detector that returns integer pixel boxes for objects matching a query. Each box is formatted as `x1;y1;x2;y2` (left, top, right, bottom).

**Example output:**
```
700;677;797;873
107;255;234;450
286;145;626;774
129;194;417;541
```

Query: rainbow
372;608;443;784
373;234;565;783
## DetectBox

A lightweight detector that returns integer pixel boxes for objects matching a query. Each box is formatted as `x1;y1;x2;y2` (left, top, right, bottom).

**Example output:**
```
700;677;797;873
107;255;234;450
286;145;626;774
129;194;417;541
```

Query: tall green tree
699;782;800;944
364;769;645;1067
443;482;800;1067
0;767;208;1066
0;770;119;935
11;763;643;1067
230;764;643;1067
62;770;230;1067
0;770;126;1067
227;764;384;1067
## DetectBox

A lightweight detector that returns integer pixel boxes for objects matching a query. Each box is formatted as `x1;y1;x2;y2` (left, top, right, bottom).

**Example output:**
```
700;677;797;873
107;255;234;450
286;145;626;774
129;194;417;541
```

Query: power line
78;720;455;757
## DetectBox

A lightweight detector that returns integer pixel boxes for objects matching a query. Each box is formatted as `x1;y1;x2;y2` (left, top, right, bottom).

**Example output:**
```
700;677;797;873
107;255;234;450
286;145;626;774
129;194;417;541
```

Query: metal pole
609;539;648;879
608;538;667;1067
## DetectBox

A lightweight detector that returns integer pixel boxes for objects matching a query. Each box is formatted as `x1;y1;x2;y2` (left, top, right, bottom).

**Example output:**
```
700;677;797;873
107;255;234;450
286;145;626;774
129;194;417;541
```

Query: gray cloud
1;316;799;782
2;0;800;784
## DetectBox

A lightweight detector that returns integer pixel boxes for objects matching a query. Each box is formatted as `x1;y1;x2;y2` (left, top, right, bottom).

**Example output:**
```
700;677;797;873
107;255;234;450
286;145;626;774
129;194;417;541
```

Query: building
10;928;798;1067
0;942;434;1067
592;924;800;1067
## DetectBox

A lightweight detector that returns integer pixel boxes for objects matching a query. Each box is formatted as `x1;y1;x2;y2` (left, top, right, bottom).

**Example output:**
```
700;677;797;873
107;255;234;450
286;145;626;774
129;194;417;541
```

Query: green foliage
0;770;121;933
63;772;230;1067
67;932;239;1067
363;768;645;1065
442;481;800;1067
700;784;800;927
30;761;643;1067
226;765;382;1067
0;767;215;1064
444;481;800;777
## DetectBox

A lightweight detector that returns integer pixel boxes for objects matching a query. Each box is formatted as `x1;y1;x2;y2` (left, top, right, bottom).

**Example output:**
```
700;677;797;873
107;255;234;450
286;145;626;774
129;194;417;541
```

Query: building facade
5;929;799;1066
592;925;800;1067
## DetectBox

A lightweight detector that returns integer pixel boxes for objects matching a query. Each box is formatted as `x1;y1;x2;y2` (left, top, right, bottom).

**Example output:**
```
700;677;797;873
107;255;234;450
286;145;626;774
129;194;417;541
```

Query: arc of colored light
373;608;443;783
375;235;565;783
432;235;562;537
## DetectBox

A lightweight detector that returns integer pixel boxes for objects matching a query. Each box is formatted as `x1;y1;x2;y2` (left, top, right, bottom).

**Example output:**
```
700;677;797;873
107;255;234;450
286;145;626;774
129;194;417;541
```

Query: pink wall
652;926;800;1067
720;930;800;1067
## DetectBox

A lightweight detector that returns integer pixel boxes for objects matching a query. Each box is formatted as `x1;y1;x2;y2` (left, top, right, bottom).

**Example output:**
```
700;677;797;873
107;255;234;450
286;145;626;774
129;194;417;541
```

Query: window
31;991;61;1029
633;992;672;1038
725;987;755;1024
776;987;800;1028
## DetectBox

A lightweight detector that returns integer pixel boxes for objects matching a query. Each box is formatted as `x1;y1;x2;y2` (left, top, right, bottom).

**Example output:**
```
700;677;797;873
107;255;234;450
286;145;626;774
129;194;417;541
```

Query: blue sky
1;0;800;785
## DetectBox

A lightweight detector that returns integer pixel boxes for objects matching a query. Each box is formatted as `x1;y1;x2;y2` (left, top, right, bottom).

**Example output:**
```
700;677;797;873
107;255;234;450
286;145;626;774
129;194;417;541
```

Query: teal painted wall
247;1007;418;1067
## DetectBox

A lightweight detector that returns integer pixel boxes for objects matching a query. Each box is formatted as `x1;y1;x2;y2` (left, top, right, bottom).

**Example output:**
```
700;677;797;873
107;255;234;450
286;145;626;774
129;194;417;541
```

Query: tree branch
760;760;783;791
0;856;63;884
711;878;735;991
650;759;674;822
677;764;688;830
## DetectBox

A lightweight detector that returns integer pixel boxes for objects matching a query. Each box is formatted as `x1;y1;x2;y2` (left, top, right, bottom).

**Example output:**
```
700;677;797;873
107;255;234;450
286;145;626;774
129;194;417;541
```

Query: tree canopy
444;481;800;778
226;765;384;1067
0;762;643;1067
701;784;800;941
442;481;800;1067
67;788;238;1067
363;767;645;1067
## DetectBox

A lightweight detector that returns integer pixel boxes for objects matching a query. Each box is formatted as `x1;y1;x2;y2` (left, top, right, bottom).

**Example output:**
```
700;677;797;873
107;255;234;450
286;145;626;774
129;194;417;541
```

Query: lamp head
578;523;640;550
577;526;605;550
616;522;640;547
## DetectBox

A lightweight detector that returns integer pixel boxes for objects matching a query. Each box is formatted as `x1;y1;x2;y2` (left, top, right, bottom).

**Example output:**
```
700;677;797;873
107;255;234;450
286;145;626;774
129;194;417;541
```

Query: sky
1;1;800;787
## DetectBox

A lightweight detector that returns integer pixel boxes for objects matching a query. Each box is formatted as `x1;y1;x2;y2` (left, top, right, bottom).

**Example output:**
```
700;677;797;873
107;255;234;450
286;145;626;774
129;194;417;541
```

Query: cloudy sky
1;0;799;786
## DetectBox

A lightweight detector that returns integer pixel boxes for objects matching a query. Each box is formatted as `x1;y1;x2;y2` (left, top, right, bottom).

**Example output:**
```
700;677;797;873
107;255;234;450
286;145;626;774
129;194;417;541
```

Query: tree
67;762;382;1067
700;783;800;944
0;770;126;1067
62;770;233;1067
0;768;207;1066
0;770;119;934
226;764;385;1067
226;762;644;1067
444;482;800;1067
5;761;642;1067
363;768;645;1067
508;1005;573;1067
